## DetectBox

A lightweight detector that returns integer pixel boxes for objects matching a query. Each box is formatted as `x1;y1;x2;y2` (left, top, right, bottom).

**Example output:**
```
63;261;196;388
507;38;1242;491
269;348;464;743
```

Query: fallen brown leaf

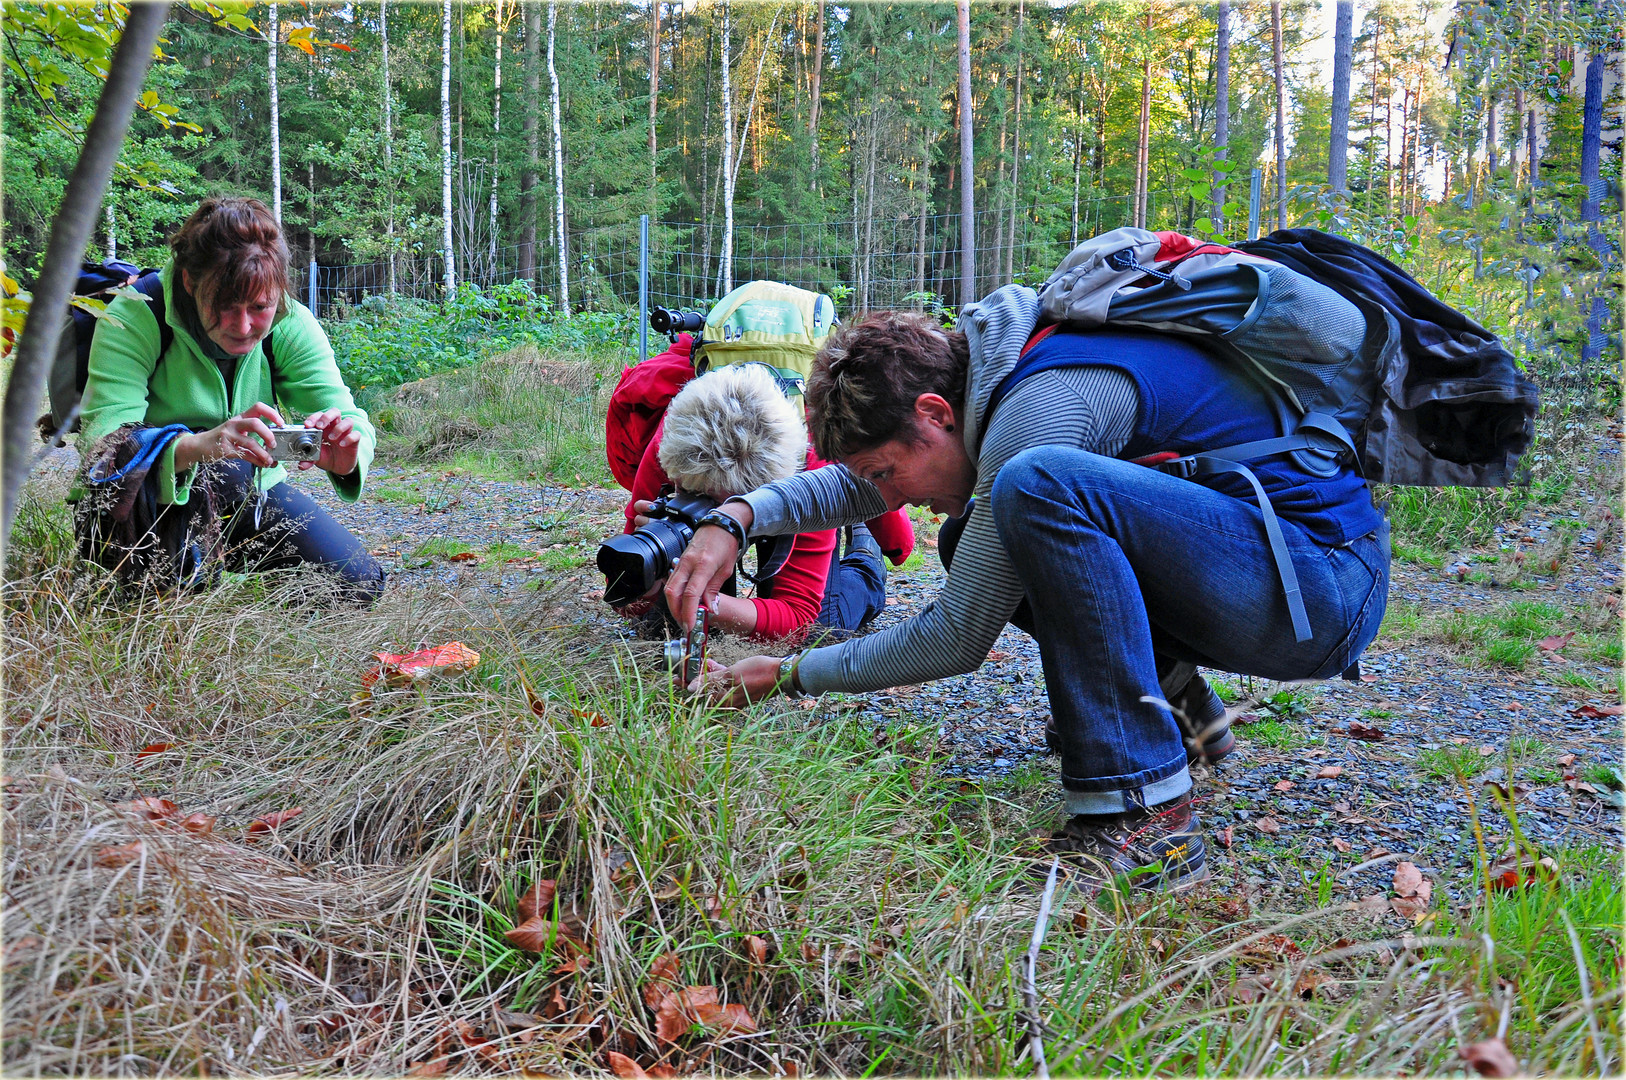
135;742;173;760
692;1001;759;1036
1346;721;1386;741
1458;1037;1519;1077
646;1066;681;1079
1230;974;1274;1004
517;879;558;922
449;551;479;562
1255;816;1281;835
93;841;145;868
1293;969;1331;999
406;1057;448;1077
1557;753;1576;767
1220;824;1234;849
246;807;304;835
119;796;179;820
743;935;769;965
605;1051;648;1078
1273;780;1295;792
1478;745;1498;757
1331;837;1351;853
177;812;215;835
1390;860;1433;918
1572;703;1624;719
504;915;587;955
1332;799;1352;813
653;985;721;1044
1356;893;1389;917
1316;765;1345;779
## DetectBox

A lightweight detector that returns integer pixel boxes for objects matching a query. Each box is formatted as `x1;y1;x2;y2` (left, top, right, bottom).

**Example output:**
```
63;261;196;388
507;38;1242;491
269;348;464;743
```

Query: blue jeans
990;445;1389;815
814;536;887;636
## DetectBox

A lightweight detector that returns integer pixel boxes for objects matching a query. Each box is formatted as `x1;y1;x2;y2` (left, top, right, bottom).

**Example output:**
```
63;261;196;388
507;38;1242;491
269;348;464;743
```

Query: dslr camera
648;306;706;340
597;489;722;607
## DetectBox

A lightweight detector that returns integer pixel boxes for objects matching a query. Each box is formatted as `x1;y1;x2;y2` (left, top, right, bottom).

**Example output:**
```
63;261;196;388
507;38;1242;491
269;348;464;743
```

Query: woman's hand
173;402;284;471
664;503;752;629
630;499;655;529
684;654;789;708
302;407;362;476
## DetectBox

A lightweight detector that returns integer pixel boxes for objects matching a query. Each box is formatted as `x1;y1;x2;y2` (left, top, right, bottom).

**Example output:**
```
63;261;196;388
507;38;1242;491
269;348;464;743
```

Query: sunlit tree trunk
521;0;540;285
441;0;456;291
957;0;974;306
1328;0;1352;193
1134;8;1152;229
1212;1;1230;228
548;1;568;313
489;0;505;276
382;0;396;293
269;3;282;223
1071;68;1085;246
105;203;117;260
1271;0;1285;230
719;1;735;294
809;0;824;191
648;0;661;207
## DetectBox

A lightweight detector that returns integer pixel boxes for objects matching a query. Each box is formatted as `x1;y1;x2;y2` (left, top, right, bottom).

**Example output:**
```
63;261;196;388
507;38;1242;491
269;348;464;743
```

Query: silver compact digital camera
265;425;323;463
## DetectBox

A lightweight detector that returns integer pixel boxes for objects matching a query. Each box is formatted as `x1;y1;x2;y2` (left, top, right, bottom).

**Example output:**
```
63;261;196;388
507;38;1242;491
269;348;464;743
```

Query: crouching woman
73;196;383;602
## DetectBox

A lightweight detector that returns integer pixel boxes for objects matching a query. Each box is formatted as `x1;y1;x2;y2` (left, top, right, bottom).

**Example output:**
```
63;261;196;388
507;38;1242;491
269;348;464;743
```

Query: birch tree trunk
808;0;824;191
1005;0;1024;281
648;0;661;207
956;0;974;307
2;0;169;543
441;0;456;291
522;0;540;284
382;0;396;293
1070;69;1084;247
269;3;282;223
489;0;505;275
719;1;735;295
1271;0;1286;230
1328;0;1352;193
548;2;569;314
1134;8;1152;229
1213;0;1230;227
105;203;117;260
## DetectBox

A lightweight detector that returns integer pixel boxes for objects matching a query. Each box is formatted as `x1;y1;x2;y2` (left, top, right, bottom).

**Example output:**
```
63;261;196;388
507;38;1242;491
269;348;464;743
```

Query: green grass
1582;763;1623;789
1379;484;1535;550
367;484;427;505
1239;718;1315;750
485;541;536;562
1419;744;1493;780
1558;669;1603;691
412;536;479;561
540;547;590;571
1391;541;1447;568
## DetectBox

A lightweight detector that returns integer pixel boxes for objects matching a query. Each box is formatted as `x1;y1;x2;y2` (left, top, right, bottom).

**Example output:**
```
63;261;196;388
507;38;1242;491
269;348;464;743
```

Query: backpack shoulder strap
132;272;173;361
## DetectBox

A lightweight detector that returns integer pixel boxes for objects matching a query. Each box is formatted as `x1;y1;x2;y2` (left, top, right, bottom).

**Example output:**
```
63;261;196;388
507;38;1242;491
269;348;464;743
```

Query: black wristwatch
695;508;749;551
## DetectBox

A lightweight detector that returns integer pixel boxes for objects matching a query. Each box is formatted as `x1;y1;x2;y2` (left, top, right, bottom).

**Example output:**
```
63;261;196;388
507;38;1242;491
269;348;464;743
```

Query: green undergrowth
367;341;621;484
3;488;1619;1076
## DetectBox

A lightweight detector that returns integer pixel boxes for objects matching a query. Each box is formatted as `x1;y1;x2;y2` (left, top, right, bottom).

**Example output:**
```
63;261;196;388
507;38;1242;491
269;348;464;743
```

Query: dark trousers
169;459;384;603
814;538;887;635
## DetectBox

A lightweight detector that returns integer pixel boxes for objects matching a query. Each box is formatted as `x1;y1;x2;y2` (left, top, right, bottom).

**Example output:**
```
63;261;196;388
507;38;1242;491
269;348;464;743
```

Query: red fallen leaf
453;1020;503;1066
1359;674;1378;683
743;934;770;965
1346;721;1386;741
646;1066;681;1079
448;551;479;563
1219;824;1234;849
1273;780;1295;792
504;915;587;954
1538;632;1575;652
693;1001;759;1036
247;807;303;835
1293;969;1331;999
1572;703;1624;719
93;841;145;867
986;649;1013;663
653;985;720;1044
1391;860;1433;917
1316;765;1345;779
574;706;610;727
516;879;558;922
120;796;179;820
605;1051;647;1078
177;812;215;835
1459;1037;1519;1077
136;742;173;760
1331;837;1352;853
364;642;480;688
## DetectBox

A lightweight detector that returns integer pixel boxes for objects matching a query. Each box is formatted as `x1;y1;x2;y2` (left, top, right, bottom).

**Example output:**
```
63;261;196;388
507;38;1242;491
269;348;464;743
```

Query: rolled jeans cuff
1062;756;1192;816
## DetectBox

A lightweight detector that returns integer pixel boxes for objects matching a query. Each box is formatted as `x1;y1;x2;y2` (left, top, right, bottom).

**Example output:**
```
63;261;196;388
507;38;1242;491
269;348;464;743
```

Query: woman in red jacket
620;361;909;642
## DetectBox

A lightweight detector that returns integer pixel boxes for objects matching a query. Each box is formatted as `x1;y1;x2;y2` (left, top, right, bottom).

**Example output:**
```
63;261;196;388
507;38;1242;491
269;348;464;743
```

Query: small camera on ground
265;425;323;463
663;605;711;685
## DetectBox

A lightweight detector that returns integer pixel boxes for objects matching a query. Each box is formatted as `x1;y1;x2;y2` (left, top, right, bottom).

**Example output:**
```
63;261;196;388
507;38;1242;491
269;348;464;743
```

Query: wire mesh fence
294;187;1192;320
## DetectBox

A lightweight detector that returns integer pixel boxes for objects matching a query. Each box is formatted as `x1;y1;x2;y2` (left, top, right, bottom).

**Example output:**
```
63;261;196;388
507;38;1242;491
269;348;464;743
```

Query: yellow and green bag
693;281;837;414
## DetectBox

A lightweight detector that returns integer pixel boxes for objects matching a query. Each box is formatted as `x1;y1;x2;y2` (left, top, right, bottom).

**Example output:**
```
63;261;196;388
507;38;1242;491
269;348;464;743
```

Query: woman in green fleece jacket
77;196;383;601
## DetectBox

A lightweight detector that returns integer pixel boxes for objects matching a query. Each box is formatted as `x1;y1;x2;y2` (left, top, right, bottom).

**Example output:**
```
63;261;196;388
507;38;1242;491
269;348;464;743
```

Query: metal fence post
308;256;318;314
638;214;650;363
1247;169;1262;241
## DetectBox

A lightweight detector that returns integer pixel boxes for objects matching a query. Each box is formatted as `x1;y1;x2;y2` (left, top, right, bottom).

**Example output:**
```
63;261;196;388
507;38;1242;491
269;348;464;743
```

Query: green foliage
326;281;631;391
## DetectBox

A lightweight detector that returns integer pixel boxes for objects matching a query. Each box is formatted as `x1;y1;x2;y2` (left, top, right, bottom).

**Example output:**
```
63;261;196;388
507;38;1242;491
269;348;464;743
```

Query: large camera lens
597;517;693;606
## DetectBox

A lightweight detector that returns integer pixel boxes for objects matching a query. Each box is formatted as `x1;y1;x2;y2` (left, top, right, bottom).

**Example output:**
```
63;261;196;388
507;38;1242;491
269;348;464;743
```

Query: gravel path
41;435;1614;901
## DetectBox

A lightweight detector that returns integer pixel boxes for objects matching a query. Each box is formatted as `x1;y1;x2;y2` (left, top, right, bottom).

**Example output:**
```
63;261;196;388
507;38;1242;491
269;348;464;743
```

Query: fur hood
658;363;806;496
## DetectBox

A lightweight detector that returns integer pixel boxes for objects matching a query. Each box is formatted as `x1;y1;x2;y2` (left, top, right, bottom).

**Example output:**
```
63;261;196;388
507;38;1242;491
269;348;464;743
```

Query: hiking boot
1042;673;1235;766
1045;791;1211;895
844;521;884;572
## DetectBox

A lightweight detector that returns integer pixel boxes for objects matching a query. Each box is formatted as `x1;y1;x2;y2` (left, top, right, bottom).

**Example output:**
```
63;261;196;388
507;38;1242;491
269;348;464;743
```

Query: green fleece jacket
77;265;374;506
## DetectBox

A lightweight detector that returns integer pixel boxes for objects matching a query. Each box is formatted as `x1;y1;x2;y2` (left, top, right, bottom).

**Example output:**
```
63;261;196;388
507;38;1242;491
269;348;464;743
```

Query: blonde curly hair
658;364;806;495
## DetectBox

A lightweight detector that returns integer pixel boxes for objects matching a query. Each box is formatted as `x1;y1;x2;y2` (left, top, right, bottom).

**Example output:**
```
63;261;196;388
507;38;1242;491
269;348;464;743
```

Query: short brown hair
169;196;290;318
806;311;969;460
